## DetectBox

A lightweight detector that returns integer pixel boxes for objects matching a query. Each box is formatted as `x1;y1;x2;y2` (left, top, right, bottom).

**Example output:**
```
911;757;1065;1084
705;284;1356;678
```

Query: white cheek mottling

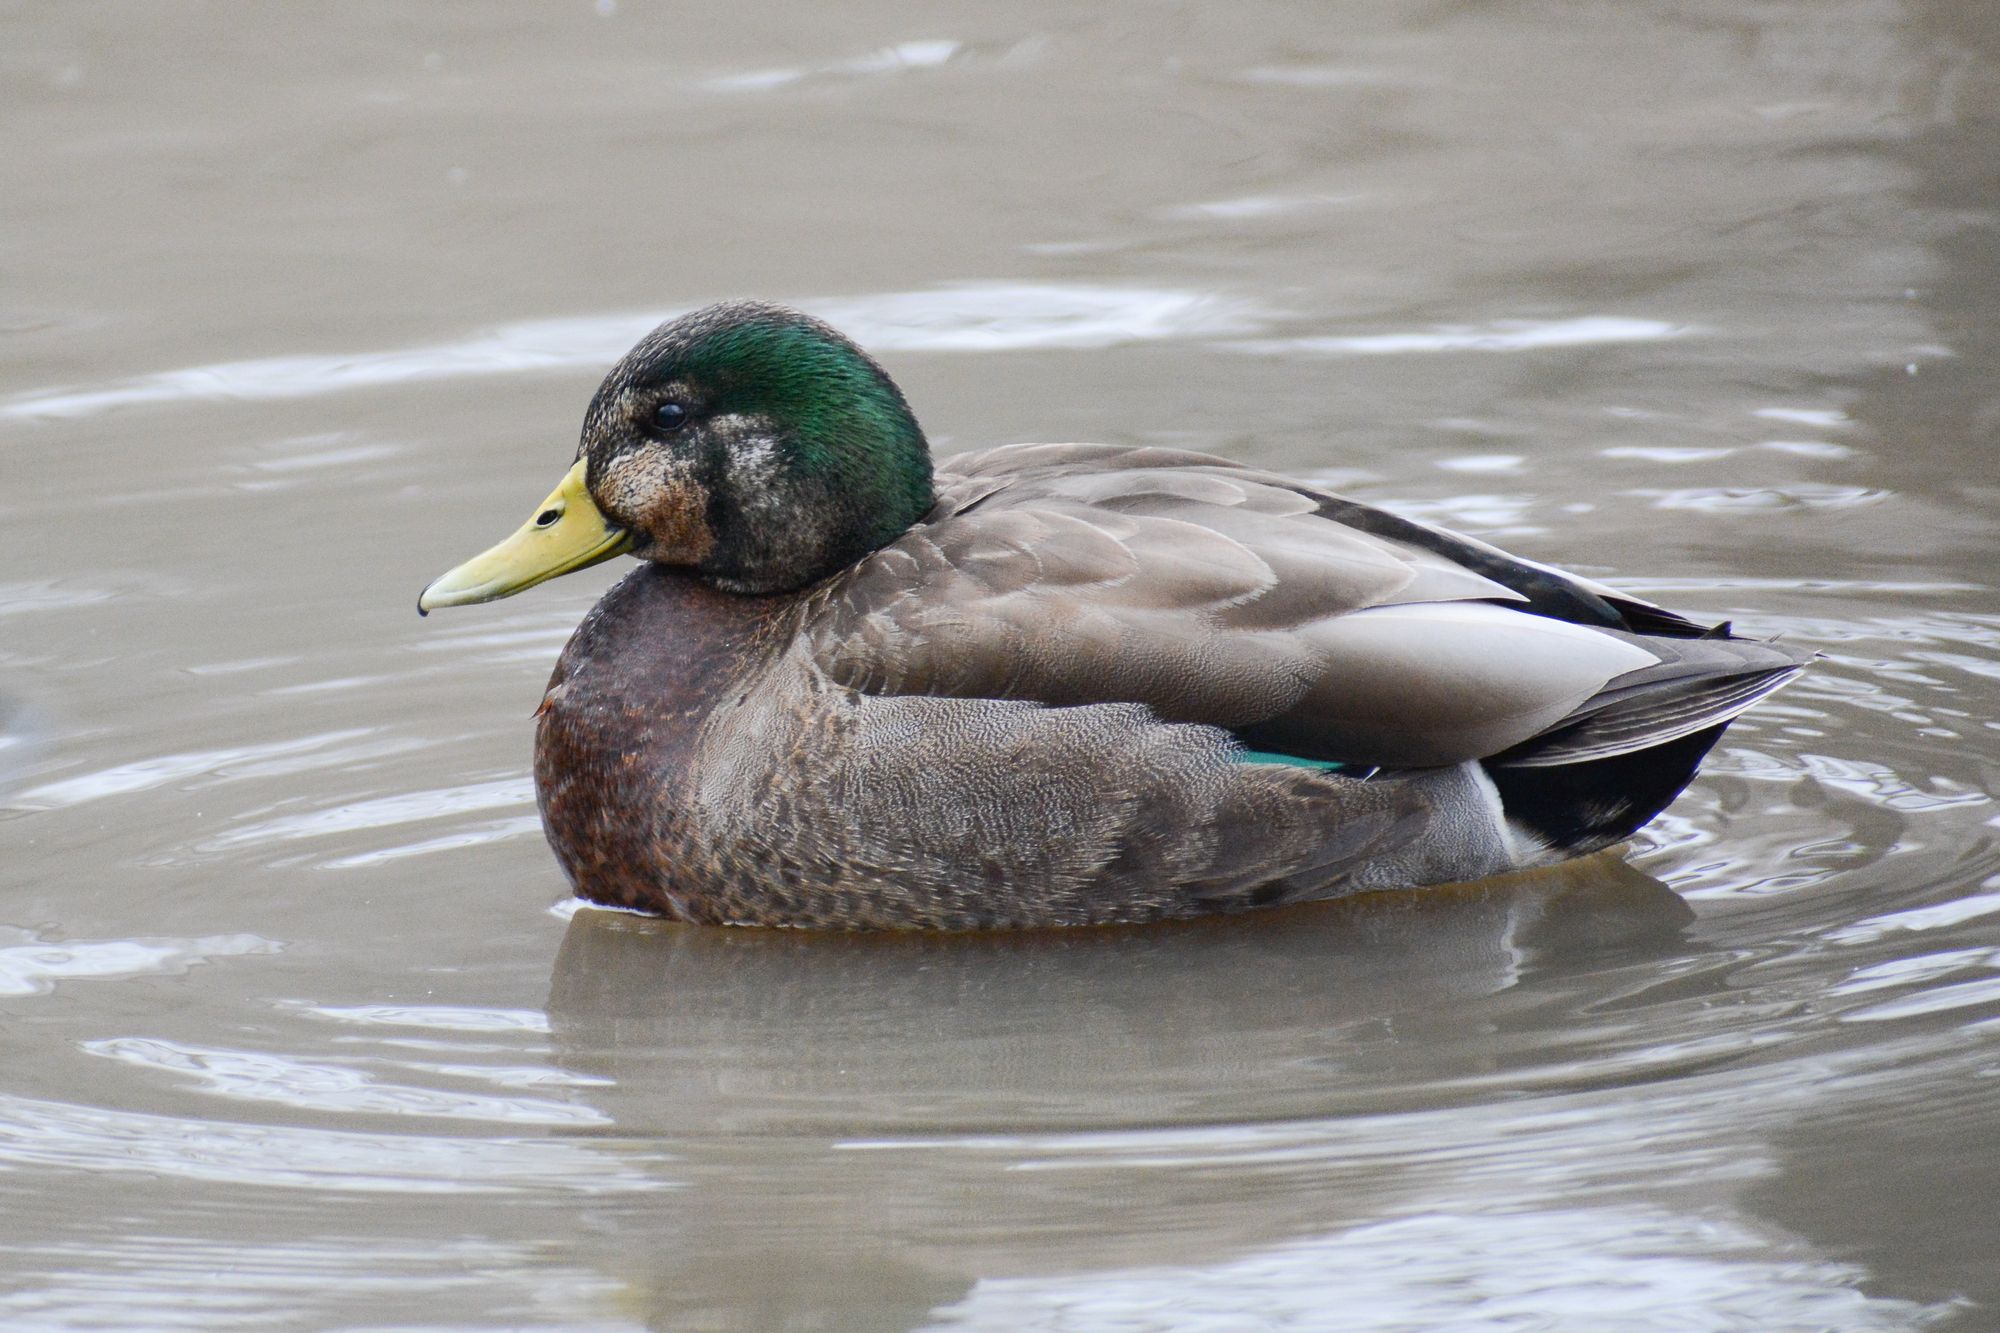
716;415;784;486
734;439;781;482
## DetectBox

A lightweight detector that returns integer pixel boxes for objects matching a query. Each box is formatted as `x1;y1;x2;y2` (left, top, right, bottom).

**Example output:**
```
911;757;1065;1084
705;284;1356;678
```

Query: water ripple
199;776;534;851
1;284;1260;420
1715;748;1988;813
0;1093;658;1195
1237;316;1691;356
0;931;277;999
921;1207;1952;1332
80;1038;609;1126
0;1235;622;1332
318;814;544;868
1753;407;1853;429
11;730;376;810
294;1003;551;1034
1839;974;2000;1024
706;37;961;92
1826;881;2000;945
1830;947;2000;999
1631;484;1891;513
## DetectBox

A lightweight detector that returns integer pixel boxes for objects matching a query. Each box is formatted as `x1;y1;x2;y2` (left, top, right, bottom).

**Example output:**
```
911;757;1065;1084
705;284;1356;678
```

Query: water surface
3;2;1998;1328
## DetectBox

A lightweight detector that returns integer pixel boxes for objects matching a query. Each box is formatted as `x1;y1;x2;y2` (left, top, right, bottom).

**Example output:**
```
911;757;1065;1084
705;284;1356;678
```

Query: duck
418;300;1809;930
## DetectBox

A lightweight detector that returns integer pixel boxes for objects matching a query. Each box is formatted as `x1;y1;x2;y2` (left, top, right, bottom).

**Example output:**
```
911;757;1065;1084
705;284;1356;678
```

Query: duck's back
821;444;1806;767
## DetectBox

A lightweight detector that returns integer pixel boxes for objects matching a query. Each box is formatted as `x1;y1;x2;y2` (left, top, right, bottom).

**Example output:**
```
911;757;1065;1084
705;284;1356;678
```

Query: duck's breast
533;564;799;918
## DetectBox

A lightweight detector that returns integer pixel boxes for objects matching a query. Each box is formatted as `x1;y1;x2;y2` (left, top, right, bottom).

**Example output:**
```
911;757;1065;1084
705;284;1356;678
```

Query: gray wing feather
813;443;1798;769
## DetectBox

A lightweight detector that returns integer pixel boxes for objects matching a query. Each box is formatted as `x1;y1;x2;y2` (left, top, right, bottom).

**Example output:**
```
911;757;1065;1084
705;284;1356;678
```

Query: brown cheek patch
599;453;716;565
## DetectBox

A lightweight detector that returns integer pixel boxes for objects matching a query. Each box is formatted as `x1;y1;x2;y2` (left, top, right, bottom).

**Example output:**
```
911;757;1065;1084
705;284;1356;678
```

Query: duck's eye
535;507;562;528
651;401;690;433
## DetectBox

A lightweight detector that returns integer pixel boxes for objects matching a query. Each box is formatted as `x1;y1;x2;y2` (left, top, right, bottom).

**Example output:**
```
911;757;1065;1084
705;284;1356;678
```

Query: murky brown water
4;2;1998;1328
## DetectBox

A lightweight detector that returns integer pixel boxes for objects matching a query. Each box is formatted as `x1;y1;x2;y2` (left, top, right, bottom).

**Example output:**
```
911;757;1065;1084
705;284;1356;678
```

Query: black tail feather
1483;722;1730;856
1494;662;1804;769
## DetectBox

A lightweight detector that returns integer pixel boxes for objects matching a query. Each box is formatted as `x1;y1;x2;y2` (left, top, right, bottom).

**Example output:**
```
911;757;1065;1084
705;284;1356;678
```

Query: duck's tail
1481;636;1812;855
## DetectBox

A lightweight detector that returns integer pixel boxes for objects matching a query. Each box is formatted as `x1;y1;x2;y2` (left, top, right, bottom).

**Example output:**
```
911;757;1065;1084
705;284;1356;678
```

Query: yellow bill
418;459;635;614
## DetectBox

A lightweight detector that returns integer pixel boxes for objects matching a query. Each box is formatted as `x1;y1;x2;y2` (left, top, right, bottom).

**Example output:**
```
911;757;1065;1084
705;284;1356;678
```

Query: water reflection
546;854;1690;1133
538;854;1983;1331
538;856;1716;1327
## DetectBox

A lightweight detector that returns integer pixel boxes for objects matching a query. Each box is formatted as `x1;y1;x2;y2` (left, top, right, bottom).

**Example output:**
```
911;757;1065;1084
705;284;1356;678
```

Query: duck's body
423;303;1808;929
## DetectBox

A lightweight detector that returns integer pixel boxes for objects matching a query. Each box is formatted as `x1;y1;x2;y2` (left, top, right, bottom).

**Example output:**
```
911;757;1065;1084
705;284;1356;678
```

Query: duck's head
419;301;934;611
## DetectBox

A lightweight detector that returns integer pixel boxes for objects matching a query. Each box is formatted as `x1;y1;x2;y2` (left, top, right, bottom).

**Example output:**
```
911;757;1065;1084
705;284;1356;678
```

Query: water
3;2;1997;1328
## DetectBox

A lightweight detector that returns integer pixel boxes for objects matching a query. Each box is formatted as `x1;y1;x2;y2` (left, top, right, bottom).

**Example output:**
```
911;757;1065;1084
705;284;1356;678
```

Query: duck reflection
544;855;1691;1330
547;852;1693;1135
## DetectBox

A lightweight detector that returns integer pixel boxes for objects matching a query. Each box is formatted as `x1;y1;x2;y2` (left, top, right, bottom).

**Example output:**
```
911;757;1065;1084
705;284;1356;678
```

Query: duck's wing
695;667;1515;926
808;443;1805;768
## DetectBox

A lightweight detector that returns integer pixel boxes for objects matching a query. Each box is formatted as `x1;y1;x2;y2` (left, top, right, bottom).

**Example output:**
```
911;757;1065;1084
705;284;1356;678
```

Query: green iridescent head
581;301;936;593
419;301;936;612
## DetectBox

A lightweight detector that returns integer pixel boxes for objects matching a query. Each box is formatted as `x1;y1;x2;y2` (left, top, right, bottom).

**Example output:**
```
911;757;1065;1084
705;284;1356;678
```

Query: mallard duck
419;301;1808;930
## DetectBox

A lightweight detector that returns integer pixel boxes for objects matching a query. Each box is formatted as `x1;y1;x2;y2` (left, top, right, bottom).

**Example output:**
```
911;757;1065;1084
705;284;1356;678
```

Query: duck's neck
700;434;935;594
